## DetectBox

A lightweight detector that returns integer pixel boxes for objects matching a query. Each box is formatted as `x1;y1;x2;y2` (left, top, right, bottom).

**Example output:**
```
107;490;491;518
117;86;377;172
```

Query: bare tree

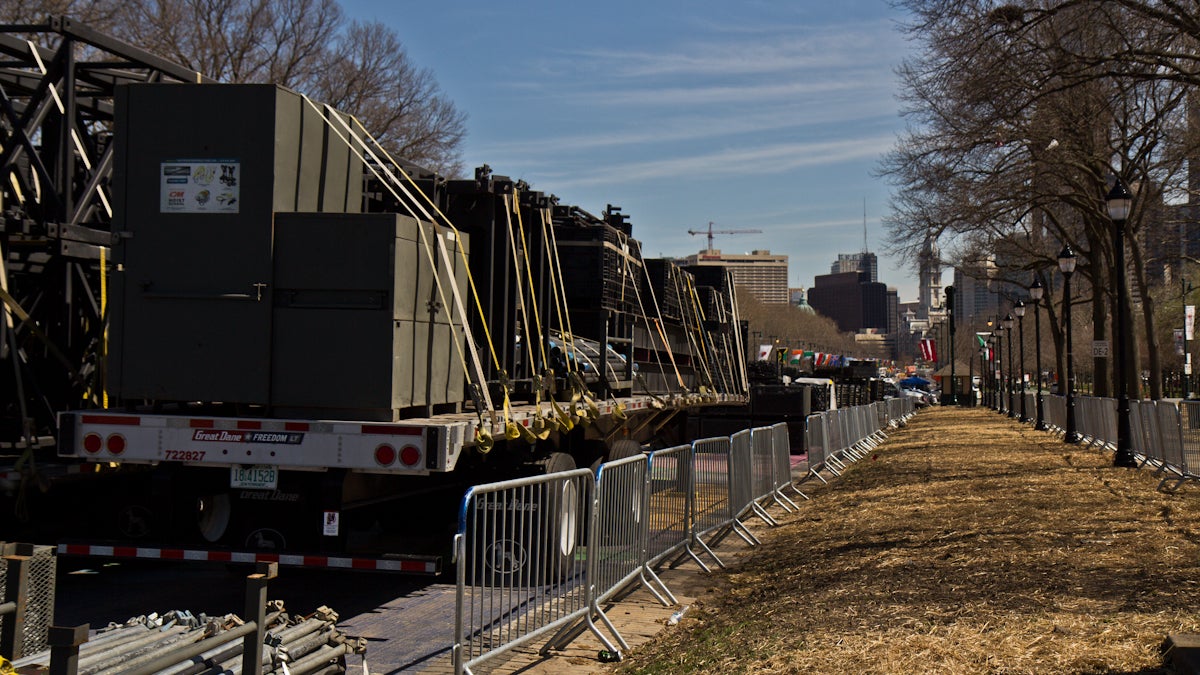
6;0;467;177
0;0;118;24
883;0;1200;399
305;20;466;177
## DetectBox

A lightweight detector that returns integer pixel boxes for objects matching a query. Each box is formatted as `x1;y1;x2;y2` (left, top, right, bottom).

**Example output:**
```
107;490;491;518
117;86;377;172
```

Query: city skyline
341;0;920;301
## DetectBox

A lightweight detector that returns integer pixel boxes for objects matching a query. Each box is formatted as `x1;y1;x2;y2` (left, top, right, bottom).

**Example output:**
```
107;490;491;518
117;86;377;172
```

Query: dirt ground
611;406;1200;675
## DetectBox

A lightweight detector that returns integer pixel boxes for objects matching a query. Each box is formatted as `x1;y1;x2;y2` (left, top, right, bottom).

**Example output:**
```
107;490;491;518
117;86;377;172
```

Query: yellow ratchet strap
475;427;494;454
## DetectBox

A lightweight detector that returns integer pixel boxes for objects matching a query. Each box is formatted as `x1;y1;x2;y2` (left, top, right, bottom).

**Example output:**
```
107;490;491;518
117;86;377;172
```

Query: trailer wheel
595;440;645;534
589;439;642;472
535;453;582;580
196;494;232;543
607;439;642;461
470;452;581;586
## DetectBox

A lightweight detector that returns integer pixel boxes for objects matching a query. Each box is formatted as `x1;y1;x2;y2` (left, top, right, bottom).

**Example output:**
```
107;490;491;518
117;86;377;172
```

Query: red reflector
399;445;421;466
360;425;422;436
83;433;103;454
285;422;310;432
189;419;214;428
374;444;396;466
237;420;262;430
106;434;126;455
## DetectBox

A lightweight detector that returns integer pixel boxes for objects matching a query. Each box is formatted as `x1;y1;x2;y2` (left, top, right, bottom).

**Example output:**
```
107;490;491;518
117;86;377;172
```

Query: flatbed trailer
2;20;750;573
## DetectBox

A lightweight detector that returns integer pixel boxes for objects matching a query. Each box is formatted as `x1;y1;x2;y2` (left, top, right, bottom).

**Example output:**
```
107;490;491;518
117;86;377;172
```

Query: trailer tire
196;493;232;543
607;439;643;461
589;439;642;472
470;452;581;586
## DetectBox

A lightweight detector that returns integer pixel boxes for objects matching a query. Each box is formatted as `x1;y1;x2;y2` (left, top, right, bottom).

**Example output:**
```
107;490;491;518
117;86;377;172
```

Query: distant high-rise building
954;258;1000;322
684;248;788;304
808;271;890;333
831;252;878;283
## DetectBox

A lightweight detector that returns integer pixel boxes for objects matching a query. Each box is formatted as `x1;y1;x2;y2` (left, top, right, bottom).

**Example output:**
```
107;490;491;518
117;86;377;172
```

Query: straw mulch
614;406;1200;674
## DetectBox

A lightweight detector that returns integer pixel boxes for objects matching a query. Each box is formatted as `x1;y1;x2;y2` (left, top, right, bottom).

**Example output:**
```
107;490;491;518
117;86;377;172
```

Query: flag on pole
919;338;937;363
758;344;773;361
789;349;804;364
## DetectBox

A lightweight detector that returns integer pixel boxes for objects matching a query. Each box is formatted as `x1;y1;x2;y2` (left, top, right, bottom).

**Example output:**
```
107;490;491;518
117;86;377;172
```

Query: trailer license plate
230;465;278;490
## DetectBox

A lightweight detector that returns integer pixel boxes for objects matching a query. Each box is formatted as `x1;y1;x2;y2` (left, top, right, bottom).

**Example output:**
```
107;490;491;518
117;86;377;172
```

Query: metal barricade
730;429;773;528
645;444;699;573
804;413;835;481
1142;396;1161;466
750;427;787;518
1154;401;1192;490
1178;401;1200;474
688;437;753;567
826;409;853;469
454;469;617;675
1129;400;1149;464
1076;396;1093;444
592;453;673;609
769;422;806;502
1043;395;1065;434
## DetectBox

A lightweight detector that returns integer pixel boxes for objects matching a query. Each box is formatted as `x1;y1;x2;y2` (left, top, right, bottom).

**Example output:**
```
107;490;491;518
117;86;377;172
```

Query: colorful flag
758;344;773;361
789;349;804;364
919;338;937;362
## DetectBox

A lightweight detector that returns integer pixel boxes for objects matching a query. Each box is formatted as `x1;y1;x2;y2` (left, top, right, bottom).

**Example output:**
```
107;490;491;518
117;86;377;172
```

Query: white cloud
539;135;895;189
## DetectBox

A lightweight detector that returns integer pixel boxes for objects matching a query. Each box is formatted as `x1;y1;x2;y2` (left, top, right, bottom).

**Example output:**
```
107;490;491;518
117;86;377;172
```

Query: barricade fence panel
770;423;792;494
1179;401;1200;473
592;454;651;605
454;469;596;673
689;438;733;543
749;427;776;502
1155;401;1187;473
804;414;827;471
647;444;698;569
729;430;755;521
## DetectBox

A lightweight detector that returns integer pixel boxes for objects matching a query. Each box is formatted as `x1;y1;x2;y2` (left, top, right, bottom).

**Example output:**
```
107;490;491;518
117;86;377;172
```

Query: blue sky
342;0;919;301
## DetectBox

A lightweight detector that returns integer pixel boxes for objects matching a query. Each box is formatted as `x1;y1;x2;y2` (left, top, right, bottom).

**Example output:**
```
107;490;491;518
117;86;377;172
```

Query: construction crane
688;221;763;253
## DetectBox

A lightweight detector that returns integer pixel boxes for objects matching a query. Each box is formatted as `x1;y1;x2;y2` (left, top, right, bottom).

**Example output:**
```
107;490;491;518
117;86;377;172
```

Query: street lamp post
1003;313;1015;417
1108;179;1136;467
1183;279;1194;399
978;340;987;408
947;285;957;405
994;330;1004;413
1060;245;1079;443
1030;279;1046;430
1014;300;1028;422
989;332;997;411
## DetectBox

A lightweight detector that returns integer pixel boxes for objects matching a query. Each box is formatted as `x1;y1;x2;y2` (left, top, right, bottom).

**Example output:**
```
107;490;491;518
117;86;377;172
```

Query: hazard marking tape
57;544;439;574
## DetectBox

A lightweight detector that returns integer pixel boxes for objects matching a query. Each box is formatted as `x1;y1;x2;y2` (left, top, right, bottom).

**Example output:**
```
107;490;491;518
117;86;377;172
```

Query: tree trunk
1130;234;1160;400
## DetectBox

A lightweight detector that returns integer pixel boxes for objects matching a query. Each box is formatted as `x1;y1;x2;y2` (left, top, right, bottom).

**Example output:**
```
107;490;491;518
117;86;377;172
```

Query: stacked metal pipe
10;603;364;675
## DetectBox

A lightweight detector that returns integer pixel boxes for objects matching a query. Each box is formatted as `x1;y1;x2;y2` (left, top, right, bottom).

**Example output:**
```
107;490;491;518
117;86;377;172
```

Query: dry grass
614;407;1200;674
